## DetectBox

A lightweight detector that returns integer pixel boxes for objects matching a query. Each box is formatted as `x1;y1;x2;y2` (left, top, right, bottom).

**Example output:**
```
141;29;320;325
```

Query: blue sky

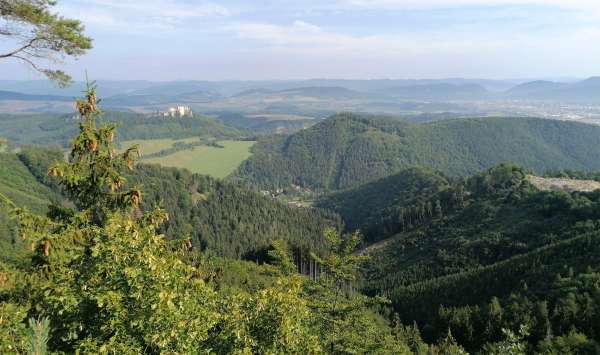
2;0;600;80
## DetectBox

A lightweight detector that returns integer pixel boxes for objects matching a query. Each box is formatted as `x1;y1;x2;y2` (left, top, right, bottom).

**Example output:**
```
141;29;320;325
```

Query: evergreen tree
0;84;416;354
0;0;92;85
481;325;528;355
307;229;405;354
9;84;219;352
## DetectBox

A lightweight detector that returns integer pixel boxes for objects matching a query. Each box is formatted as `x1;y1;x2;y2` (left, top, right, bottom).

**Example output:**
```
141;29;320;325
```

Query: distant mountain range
506;76;600;101
2;77;600;104
380;83;491;100
0;78;522;97
0;90;72;102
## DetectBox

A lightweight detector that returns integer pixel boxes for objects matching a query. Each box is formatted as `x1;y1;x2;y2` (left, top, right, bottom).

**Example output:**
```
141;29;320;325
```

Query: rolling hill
102;90;222;108
350;164;600;352
0;147;339;261
505;80;568;98
0;111;244;147
0;90;71;102
380;83;491;100
506;77;600;102
231;113;600;191
277;86;366;99
316;167;450;240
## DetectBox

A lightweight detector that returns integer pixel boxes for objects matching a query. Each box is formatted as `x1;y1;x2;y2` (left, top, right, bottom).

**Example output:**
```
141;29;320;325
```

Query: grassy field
119;137;199;156
121;139;255;178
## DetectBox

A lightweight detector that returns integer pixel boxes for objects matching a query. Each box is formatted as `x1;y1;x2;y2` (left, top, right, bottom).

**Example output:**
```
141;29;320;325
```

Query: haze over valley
3;1;600;354
4;77;600;128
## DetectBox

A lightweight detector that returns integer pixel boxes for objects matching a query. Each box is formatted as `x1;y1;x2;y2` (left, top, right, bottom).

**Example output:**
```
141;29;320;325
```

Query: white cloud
340;0;600;11
338;0;600;21
11;0;600;80
76;0;231;18
56;0;231;34
228;20;506;54
216;19;600;79
292;20;322;33
225;18;600;64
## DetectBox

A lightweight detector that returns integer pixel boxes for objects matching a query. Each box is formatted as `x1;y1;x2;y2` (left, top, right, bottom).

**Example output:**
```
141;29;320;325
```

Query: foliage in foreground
3;86;588;354
0;86;419;354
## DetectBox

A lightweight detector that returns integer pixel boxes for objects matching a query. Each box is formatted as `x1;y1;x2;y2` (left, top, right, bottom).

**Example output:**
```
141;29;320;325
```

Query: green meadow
121;139;255;178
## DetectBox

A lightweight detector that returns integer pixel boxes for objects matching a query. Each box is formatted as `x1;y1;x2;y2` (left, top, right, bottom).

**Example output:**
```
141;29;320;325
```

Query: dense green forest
3;91;600;354
0;111;243;147
7;1;600;352
124;164;340;259
317;167;451;242
351;164;600;352
1;88;481;354
231;113;600;191
1;146;340;262
0;149;64;262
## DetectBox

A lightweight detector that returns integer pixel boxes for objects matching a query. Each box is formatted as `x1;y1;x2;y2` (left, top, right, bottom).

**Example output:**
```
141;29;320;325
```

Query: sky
2;0;600;81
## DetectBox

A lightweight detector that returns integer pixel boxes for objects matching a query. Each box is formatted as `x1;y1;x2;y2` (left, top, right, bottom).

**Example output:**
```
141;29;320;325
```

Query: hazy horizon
2;0;600;81
0;76;589;83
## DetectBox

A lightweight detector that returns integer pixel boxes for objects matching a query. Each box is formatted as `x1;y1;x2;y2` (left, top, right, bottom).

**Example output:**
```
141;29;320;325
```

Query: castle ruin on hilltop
154;105;193;118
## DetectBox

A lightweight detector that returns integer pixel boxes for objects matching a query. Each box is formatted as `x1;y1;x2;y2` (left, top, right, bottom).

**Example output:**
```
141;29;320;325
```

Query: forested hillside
4;91;600;353
353;164;600;352
232;113;600;191
3;146;339;261
0;149;63;261
127;165;340;259
317;167;451;242
0;111;243;147
0;89;464;354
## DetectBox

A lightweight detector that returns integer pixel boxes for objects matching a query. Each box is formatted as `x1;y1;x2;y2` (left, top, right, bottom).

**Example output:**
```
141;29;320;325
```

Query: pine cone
43;240;51;256
88;139;98;152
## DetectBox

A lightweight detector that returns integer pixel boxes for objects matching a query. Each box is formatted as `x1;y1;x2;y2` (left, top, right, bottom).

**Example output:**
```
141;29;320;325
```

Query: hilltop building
155;106;193;118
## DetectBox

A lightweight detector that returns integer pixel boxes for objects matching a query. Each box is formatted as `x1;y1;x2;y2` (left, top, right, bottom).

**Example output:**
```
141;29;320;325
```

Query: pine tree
307;228;402;353
10;84;220;353
26;317;50;355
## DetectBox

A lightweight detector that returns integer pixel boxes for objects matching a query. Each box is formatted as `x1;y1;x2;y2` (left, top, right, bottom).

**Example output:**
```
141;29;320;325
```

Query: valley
3;85;600;353
4;2;600;352
6;78;600;129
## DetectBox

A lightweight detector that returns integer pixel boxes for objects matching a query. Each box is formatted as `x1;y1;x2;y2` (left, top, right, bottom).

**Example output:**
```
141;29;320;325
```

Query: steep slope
527;175;600;192
316;168;450;242
0;147;340;261
232;113;600;191
354;164;600;351
127;164;341;259
0;150;63;260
